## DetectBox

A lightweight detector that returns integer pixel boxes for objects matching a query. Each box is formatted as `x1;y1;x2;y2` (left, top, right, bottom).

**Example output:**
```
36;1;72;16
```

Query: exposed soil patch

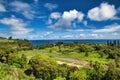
56;57;89;68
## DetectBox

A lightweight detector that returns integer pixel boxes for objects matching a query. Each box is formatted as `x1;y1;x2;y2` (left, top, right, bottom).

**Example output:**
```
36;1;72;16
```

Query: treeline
107;40;120;47
37;40;120;59
0;38;33;66
0;38;34;79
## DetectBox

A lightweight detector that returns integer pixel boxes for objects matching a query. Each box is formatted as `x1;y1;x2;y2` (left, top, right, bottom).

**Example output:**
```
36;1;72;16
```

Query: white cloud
66;23;120;33
79;34;86;37
10;1;35;19
47;12;61;25
48;9;85;28
62;9;78;21
40;31;54;39
0;16;33;35
44;31;53;37
112;32;119;36
63;35;75;38
88;3;116;21
50;12;61;19
0;4;6;12
111;16;120;20
89;34;98;38
61;33;104;39
94;23;120;32
89;34;104;38
77;12;85;22
47;19;52;24
44;3;58;10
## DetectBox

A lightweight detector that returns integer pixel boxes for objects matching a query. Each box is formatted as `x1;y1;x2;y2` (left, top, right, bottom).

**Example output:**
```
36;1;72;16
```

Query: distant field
0;39;15;42
18;47;114;66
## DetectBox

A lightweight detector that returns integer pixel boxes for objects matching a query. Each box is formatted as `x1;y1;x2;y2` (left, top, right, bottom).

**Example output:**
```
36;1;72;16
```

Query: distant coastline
29;39;120;46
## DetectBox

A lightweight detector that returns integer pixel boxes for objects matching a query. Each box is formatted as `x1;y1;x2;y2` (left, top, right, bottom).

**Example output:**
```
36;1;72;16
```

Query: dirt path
43;52;89;68
56;57;89;68
25;51;89;68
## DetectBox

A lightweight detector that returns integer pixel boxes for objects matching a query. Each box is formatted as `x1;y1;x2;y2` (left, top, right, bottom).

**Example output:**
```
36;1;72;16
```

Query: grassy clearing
0;39;15;42
18;46;114;65
60;52;113;64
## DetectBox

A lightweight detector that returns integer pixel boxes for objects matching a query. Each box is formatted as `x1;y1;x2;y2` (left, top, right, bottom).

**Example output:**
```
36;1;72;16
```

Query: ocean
29;39;111;46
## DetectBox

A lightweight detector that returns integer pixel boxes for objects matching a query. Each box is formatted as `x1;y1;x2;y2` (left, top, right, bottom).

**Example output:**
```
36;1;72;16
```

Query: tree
0;50;6;62
8;36;12;40
9;56;27;68
115;58;120;68
88;62;105;80
56;41;63;51
103;62;120;80
28;54;58;80
85;52;89;57
4;45;15;63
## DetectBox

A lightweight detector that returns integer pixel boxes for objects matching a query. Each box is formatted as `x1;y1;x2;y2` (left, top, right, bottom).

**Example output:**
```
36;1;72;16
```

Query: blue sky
0;0;120;40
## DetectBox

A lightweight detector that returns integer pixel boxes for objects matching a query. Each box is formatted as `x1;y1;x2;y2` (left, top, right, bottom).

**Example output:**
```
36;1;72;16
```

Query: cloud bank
0;16;33;35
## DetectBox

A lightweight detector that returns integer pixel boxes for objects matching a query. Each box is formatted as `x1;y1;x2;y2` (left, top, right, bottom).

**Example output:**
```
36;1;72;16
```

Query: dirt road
56;57;89;68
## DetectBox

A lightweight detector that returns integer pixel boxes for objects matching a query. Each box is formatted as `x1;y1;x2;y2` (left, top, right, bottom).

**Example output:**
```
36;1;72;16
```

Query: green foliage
87;62;105;80
54;77;66;80
69;70;87;80
9;56;27;68
15;39;34;50
0;39;120;80
8;36;12;40
38;44;54;49
28;54;58;80
115;58;120;68
0;63;30;80
103;62;120;80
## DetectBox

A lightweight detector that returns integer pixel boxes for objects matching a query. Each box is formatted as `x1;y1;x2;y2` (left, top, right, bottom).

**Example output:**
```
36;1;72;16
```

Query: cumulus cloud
0;4;6;12
10;1;35;19
47;12;61;24
77;12;85;22
0;16;33;35
88;3;116;21
50;12;61;19
94;23;120;32
48;9;85;29
44;3;58;10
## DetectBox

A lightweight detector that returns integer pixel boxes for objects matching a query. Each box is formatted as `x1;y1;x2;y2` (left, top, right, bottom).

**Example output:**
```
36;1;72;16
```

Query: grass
0;39;15;43
60;52;113;65
18;46;114;65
